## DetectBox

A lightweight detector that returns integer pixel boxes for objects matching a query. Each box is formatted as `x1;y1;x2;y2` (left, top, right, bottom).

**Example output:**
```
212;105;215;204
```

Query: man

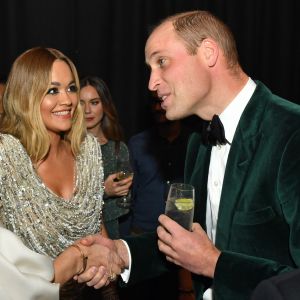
79;10;300;300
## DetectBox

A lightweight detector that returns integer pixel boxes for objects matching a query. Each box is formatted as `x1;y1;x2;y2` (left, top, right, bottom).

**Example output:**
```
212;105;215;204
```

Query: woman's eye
46;87;59;95
68;85;78;93
91;100;100;106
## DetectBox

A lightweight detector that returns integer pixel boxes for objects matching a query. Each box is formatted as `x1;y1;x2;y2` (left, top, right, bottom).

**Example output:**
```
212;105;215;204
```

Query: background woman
80;76;132;239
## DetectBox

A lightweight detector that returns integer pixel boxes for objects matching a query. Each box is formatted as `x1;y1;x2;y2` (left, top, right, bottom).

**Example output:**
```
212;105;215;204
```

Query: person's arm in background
104;141;133;198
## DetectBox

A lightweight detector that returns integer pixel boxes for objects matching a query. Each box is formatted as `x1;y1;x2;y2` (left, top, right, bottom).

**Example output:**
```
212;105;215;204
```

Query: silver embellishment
0;133;104;258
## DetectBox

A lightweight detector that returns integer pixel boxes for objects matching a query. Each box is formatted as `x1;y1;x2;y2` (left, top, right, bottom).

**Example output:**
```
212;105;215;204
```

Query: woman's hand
104;173;133;197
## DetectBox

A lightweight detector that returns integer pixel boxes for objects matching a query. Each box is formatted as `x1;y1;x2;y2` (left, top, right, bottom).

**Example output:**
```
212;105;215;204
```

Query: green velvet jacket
124;81;300;300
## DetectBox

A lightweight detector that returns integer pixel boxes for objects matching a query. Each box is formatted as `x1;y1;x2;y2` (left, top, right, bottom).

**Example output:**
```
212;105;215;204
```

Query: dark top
101;140;130;238
128;126;191;232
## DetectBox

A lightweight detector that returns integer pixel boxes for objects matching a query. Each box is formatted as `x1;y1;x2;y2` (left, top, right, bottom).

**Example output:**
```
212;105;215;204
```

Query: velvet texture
124;81;300;300
124;232;176;285
185;81;300;299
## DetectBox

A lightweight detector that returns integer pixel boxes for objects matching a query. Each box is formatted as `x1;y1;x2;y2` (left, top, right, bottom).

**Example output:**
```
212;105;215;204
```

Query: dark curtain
0;0;299;139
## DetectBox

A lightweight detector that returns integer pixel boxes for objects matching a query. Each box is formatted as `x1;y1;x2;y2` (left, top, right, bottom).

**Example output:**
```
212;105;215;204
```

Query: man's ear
201;38;219;67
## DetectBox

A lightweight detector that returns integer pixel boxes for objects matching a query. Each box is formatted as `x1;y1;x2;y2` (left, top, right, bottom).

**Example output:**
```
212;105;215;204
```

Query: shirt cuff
119;239;132;283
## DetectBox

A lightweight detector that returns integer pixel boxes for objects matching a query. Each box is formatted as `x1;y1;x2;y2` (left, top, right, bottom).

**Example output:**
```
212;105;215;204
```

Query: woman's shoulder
0;133;22;149
101;140;128;152
119;140;129;150
0;134;30;168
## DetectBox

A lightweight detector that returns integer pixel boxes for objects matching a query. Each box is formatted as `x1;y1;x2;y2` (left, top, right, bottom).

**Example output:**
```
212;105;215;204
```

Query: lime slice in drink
174;198;194;211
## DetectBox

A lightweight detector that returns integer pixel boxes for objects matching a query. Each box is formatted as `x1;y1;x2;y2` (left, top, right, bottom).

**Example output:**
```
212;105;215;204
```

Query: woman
0;47;110;299
80;76;132;239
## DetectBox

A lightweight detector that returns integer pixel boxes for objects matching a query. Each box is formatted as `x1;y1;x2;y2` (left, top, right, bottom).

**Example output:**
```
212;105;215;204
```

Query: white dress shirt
204;78;256;299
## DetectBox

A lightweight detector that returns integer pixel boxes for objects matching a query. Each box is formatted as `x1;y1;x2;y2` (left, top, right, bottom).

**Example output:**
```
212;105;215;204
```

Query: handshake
54;234;129;289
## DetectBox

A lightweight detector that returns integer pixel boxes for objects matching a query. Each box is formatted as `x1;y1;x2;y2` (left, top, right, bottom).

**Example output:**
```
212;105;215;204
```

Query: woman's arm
53;244;86;285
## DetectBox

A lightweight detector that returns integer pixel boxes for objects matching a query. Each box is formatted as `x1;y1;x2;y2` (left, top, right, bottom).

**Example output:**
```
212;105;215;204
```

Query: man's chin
165;110;182;121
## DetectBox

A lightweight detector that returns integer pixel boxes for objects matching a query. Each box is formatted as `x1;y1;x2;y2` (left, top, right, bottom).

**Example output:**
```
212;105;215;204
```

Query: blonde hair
1;47;85;162
163;10;239;70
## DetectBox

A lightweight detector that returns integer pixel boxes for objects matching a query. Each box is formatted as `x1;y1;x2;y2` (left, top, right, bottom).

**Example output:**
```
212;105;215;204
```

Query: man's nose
148;71;160;91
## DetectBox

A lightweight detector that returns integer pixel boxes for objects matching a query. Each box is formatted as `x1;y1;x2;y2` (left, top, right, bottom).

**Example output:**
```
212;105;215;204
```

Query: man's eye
79;100;85;106
46;88;59;95
158;58;166;67
68;85;78;93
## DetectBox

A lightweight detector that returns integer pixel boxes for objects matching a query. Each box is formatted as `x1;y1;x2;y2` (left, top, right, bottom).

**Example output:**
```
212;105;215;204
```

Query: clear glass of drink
165;183;195;231
115;157;133;209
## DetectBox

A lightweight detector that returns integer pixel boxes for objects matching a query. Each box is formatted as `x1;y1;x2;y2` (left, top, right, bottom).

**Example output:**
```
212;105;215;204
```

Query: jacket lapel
215;81;269;249
185;133;211;229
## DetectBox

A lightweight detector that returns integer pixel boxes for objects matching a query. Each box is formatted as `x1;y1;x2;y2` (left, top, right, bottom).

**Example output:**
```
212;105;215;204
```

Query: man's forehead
145;22;174;59
148;21;173;43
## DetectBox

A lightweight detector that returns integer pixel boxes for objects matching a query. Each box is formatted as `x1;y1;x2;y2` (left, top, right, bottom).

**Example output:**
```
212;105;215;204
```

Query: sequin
0;133;104;258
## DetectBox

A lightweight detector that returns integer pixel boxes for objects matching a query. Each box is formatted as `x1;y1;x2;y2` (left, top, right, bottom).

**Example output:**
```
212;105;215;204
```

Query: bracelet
178;288;194;294
70;244;88;275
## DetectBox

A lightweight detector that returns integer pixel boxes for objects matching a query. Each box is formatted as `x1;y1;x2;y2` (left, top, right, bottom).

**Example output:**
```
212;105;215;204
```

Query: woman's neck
88;126;107;145
34;133;71;170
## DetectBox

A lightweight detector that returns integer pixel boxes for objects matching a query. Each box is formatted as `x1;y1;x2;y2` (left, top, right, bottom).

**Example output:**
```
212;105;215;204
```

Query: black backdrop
0;0;299;139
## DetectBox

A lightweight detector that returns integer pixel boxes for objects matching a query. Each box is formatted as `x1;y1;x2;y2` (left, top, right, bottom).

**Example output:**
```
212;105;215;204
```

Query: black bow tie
202;115;230;146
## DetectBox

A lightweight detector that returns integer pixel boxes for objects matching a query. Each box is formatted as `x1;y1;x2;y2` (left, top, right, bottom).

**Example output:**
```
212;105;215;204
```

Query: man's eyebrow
145;51;160;66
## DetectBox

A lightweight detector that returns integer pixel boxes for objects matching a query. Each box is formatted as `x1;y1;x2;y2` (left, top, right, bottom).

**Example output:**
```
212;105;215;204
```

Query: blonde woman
0;47;119;299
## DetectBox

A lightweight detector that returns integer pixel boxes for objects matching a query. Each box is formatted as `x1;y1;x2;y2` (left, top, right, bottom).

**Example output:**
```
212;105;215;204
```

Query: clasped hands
72;235;127;289
69;214;221;289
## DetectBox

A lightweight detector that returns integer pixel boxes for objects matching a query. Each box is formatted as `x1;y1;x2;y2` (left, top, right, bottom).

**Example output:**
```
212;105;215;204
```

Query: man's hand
157;214;221;278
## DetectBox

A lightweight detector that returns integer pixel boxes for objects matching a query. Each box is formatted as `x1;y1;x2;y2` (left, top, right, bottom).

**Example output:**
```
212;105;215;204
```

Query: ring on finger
108;273;117;282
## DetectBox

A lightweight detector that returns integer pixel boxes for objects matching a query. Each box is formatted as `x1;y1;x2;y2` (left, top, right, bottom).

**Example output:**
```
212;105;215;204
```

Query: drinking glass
115;157;133;209
165;183;195;230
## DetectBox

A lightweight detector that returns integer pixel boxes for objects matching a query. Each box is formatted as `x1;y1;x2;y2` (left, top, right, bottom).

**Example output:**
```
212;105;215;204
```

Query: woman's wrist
53;243;87;284
70;244;88;275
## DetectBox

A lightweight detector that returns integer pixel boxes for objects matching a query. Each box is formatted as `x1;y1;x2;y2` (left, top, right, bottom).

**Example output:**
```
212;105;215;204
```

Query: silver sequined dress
0;133;104;259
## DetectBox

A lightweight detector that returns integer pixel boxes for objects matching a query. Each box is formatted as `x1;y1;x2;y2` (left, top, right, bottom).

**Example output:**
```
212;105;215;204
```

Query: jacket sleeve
123;231;176;286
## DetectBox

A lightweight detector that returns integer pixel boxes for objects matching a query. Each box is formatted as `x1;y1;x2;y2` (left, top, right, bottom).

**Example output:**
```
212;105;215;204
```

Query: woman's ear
201;38;219;68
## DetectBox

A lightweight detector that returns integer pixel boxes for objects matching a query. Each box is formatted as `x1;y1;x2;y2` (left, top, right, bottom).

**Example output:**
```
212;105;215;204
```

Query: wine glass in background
115;157;134;208
165;183;195;231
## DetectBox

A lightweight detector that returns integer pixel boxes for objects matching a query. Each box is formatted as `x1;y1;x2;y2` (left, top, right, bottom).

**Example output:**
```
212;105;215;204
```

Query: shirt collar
219;78;256;144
